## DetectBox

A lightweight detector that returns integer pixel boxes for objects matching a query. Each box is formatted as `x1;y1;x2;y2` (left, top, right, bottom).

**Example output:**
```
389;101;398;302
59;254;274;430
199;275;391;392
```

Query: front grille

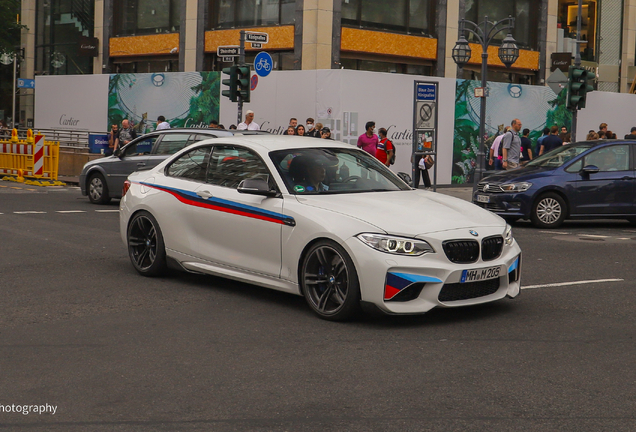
438;278;500;302
442;240;480;264
477;182;505;193
482;235;504;261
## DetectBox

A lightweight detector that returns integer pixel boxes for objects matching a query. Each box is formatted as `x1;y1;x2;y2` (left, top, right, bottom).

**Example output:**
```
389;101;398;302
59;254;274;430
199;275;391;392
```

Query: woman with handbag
412;153;434;189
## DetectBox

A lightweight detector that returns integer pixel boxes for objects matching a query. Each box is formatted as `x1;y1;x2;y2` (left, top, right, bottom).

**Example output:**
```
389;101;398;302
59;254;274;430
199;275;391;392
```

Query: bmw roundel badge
469;230;479;237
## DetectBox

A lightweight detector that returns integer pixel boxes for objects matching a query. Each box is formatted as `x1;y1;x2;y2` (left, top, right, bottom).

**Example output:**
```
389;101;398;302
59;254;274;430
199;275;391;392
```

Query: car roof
192;134;354;152
572;139;636;147
138;128;269;137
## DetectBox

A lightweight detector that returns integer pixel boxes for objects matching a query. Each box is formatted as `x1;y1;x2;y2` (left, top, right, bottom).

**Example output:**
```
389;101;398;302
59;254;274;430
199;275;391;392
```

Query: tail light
122;180;131;197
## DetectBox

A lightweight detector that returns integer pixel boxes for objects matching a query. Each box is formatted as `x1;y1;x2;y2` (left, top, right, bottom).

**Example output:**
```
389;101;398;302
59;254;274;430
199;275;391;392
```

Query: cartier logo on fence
78;36;99;57
59;114;80;126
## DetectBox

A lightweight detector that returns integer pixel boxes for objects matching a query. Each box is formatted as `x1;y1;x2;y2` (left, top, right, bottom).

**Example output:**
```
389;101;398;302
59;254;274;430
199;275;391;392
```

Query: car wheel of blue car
532;192;567;229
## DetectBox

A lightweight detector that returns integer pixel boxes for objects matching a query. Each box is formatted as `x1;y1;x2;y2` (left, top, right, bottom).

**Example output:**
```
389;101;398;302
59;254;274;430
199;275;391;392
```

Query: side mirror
581;165;600;175
237;178;278;197
114;148;122;158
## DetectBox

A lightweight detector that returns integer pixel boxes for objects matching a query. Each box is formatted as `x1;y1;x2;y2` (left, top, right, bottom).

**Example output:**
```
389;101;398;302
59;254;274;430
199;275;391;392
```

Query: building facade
16;0;636;125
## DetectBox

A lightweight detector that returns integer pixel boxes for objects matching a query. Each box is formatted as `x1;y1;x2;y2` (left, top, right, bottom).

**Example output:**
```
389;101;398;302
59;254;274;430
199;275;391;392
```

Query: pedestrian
296;125;306;136
489;127;509;170
320;127;333;139
539;125;562;155
598;122;608;135
156;115;170;130
313;123;324;138
305;118;317;137
218;124;225;129
209;120;220;129
106;123;119;156
586;131;599;140
559;125;570;144
520;128;533;163
412;153;432;189
286;126;296;135
282;118;298;135
357;121;378;157
229;124;237;130
502;118;522;170
237;110;260;130
376;128;394;167
118;119;137;147
536;127;550;155
624;127;636;139
604;130;616;139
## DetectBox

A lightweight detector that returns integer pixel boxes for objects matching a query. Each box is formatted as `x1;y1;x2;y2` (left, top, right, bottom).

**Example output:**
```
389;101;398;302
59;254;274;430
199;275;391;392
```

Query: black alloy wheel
531;192;567;228
127;211;167;276
88;173;111;204
300;240;361;321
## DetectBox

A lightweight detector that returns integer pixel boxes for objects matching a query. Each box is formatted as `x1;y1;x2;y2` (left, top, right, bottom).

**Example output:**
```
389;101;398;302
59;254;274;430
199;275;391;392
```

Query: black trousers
413;168;431;188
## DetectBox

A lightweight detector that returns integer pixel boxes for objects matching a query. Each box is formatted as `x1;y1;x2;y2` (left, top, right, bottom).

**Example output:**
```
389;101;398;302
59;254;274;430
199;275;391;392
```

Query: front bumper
472;190;533;218
345;227;522;315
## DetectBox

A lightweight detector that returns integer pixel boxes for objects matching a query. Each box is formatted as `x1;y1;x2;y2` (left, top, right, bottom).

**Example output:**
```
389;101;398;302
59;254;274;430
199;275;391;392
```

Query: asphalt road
1;181;635;431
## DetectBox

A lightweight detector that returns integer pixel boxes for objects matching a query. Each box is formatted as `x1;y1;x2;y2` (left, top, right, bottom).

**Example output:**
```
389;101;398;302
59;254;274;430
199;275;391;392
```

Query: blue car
473;140;636;228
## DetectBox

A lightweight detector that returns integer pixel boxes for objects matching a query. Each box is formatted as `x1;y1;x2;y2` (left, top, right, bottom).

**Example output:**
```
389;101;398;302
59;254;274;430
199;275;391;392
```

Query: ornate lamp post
452;16;519;190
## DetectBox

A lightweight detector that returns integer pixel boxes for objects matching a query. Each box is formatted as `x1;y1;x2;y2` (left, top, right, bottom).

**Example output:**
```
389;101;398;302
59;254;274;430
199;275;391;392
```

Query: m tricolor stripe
140;182;296;226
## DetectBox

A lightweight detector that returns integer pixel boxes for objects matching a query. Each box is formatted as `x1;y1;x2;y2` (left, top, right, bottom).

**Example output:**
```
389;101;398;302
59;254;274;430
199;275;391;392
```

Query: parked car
473;140;636;228
120;135;522;321
79;128;267;204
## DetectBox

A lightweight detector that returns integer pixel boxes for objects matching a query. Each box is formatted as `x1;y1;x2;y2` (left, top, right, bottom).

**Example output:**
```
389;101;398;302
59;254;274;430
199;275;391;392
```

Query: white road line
95;210;119;213
56;210;86;213
522;278;624;290
540;231;570;235
14;211;47;214
618;238;632;240
579;234;610;238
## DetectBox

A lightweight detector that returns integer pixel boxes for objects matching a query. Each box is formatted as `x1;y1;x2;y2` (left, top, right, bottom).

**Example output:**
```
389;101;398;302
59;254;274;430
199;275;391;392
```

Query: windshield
525;143;593;168
270;147;410;194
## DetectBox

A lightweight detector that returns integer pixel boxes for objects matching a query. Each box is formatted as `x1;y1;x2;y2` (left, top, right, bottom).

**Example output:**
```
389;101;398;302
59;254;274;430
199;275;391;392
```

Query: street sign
254;52;273;77
222;56;234;62
251;43;262;49
245;32;269;44
547;68;568;95
416;102;436;129
17;79;35;89
416;83;436;101
217;46;240;57
250;74;258;91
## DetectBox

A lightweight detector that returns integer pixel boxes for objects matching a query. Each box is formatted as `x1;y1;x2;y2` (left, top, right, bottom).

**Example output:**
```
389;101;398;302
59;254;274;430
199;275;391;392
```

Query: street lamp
452;16;519;190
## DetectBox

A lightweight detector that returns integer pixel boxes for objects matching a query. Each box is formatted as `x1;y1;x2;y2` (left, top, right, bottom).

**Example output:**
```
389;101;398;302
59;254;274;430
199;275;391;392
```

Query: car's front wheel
531;192;567;228
300;240;361;321
127;211;167;276
88;173;111;204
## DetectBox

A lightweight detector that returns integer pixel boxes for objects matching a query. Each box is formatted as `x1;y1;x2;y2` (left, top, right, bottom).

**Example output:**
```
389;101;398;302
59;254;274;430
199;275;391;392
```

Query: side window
207;146;274;189
166;146;211;182
152;133;192;155
123;135;158;157
584;145;630;172
194;134;217;142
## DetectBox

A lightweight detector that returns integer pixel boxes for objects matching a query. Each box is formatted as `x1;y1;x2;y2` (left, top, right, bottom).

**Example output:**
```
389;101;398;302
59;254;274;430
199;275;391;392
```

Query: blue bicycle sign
254;52;273;77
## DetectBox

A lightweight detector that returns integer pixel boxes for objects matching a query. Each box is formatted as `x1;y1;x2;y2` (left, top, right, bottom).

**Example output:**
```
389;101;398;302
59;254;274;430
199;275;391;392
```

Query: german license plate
476;194;490;203
461;266;501;283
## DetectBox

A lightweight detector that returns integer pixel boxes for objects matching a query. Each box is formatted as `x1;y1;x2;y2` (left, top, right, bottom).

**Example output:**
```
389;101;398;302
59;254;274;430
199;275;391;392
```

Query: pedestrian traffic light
221;66;238;102
567;66;595;111
236;66;251;103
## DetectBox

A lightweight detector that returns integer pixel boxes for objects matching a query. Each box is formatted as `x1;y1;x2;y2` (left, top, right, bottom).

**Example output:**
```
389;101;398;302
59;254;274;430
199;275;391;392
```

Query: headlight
504;224;514;246
357;233;434;256
501;182;532;192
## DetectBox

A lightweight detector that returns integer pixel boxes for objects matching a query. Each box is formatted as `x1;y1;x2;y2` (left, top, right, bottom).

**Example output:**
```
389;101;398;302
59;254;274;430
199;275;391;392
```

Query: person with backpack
376;128;395;167
489;126;510;171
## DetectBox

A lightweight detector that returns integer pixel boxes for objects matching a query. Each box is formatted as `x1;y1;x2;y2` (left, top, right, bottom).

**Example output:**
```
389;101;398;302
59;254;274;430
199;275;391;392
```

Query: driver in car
302;158;329;192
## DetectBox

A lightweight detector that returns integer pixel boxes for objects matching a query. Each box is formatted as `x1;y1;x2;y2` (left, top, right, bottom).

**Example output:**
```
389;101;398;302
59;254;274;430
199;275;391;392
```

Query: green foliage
0;0;26;55
546;87;572;132
187;72;221;125
452;80;479;184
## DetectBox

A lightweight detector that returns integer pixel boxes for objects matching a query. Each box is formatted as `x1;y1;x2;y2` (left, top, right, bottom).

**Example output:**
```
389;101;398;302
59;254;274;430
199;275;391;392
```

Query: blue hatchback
473;140;636;228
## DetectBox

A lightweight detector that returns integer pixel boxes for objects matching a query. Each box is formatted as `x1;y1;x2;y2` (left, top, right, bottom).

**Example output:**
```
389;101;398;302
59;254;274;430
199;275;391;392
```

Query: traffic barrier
0;129;65;186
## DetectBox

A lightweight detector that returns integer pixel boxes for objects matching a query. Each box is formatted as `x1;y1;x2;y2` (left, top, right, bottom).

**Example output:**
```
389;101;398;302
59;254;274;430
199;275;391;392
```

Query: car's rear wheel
127;211;167;276
88;173;111;204
531;192;567;228
300;240;361;321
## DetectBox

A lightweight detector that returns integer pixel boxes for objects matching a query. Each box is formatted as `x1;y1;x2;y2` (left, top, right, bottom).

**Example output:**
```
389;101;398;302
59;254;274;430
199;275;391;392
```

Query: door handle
136;162;146;167
197;190;213;199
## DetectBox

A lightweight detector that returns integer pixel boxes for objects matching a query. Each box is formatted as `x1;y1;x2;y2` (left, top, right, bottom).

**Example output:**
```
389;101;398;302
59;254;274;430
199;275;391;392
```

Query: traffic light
221;66;238;102
567;66;595;111
236;66;250;103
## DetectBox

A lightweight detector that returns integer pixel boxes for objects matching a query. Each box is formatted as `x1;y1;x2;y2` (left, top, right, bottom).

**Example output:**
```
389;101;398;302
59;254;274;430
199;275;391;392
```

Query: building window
557;0;597;62
342;0;435;36
340;57;433;76
209;0;295;29
464;0;540;50
114;0;181;36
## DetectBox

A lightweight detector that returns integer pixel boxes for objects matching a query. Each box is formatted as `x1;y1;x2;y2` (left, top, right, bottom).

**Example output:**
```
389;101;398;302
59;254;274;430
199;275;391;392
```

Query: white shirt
156;122;171;130
237;121;260;131
491;133;505;157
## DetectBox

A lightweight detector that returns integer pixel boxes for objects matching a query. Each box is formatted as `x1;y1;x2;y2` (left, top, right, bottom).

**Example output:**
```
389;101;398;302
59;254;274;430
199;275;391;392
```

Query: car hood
294;190;504;236
81;155;119;171
482;166;555;183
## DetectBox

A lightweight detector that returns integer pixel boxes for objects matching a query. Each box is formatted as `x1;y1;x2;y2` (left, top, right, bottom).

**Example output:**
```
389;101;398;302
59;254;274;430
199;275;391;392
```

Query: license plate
461;266;501;283
476;194;490;203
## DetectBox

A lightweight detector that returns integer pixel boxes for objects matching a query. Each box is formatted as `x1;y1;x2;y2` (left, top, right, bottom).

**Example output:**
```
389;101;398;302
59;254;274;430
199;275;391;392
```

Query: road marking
14;211;47;214
56;210;86;213
540;231;570;235
579;234;610;239
618;238;632;240
522;278;624;290
95;210;119;213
